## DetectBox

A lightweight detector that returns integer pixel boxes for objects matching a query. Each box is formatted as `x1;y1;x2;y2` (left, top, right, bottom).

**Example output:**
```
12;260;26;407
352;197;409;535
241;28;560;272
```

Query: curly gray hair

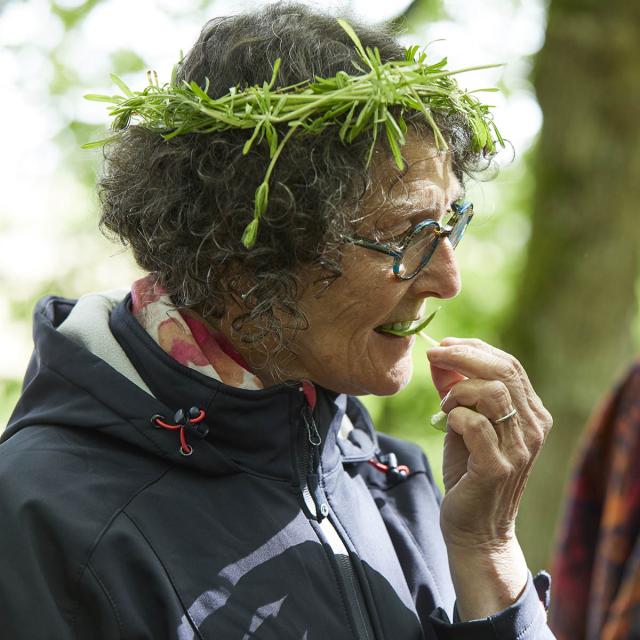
98;2;487;362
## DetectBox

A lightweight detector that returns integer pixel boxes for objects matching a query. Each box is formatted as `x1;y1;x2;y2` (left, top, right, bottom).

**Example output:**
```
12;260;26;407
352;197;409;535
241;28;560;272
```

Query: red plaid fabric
551;361;640;639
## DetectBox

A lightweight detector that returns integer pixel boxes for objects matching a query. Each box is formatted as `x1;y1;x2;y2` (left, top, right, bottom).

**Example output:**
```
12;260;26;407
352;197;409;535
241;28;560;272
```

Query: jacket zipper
298;387;375;640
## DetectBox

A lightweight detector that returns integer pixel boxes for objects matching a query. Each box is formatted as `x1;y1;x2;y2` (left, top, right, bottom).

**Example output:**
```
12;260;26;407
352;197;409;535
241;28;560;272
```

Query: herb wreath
84;19;504;249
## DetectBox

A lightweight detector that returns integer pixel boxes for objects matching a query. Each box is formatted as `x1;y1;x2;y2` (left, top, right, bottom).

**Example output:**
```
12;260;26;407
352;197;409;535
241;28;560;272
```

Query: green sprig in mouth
377;307;447;430
375;307;440;338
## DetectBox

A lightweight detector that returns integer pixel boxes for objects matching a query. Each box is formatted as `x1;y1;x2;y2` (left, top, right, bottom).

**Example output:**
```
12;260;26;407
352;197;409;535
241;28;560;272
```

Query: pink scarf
130;274;263;390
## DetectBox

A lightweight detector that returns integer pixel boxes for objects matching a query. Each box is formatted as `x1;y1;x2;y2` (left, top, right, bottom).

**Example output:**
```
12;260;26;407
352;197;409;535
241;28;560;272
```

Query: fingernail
440;390;452;409
427;346;446;359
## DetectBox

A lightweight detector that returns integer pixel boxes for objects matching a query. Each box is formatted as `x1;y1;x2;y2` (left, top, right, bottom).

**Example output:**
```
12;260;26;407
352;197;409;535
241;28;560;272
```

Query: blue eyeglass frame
347;200;474;280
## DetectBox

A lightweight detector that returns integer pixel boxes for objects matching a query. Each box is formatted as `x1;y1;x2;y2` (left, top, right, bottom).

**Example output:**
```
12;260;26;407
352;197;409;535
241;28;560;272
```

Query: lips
375;307;439;337
376;319;419;333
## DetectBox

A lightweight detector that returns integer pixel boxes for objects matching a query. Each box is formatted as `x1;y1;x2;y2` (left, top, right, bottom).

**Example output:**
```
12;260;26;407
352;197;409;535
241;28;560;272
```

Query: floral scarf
130;274;263;390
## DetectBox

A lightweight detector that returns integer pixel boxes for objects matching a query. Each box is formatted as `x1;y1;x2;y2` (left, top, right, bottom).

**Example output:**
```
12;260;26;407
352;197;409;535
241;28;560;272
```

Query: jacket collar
5;293;376;481
107;294;376;480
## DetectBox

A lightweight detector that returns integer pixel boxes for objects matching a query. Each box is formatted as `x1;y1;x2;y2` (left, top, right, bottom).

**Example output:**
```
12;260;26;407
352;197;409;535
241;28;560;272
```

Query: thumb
429;361;466;400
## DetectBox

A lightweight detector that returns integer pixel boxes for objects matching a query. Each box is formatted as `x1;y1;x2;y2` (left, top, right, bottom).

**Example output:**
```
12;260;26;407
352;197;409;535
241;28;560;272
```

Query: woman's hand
428;337;552;546
427;337;553;619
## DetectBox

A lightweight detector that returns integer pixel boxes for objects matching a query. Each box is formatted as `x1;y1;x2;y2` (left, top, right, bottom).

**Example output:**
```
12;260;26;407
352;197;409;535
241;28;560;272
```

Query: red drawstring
188;410;206;424
367;457;410;479
151;408;208;456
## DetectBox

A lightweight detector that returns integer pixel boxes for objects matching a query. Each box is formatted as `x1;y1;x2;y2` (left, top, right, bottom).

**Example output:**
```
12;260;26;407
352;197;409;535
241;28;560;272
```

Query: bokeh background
2;0;639;576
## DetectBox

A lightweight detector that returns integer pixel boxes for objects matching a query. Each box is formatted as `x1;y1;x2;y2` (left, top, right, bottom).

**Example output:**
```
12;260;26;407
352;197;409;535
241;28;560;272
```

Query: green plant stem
263;123;299;182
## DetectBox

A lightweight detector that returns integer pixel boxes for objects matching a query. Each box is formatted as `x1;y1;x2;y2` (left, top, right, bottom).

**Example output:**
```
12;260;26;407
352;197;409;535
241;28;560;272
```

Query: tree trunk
502;0;640;573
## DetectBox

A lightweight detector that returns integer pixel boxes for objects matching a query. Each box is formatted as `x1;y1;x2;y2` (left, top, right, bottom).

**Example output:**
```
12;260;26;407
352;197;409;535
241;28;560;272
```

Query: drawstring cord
368;452;410;480
148;384;406;477
151;407;209;456
300;378;409;481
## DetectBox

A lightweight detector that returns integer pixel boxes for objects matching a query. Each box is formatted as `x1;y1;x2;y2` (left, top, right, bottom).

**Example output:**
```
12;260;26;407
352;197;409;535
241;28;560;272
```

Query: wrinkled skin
428;339;553;546
244;131;463;395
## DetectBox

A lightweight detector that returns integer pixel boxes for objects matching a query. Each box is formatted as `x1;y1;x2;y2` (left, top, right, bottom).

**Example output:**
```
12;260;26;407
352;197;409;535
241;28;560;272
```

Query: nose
411;238;461;299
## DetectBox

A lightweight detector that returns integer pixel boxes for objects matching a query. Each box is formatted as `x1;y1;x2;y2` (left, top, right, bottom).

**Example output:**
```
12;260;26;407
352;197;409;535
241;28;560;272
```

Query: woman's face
253;132;464;396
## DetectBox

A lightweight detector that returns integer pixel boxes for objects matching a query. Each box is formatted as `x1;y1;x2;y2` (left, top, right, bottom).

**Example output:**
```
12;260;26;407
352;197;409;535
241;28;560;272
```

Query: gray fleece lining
57;290;154;396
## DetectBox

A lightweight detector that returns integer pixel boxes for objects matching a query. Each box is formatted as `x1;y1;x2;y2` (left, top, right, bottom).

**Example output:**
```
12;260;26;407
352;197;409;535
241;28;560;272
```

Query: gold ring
493;407;517;424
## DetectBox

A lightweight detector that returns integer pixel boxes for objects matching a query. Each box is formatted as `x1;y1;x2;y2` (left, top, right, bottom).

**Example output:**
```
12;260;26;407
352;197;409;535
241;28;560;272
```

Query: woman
0;3;554;638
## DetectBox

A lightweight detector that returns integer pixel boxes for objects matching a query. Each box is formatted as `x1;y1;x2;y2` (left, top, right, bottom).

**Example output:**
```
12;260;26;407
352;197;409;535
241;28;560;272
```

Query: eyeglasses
345;201;474;280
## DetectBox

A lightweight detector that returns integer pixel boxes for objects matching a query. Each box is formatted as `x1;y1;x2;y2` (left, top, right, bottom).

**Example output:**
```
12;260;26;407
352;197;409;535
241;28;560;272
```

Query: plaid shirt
551;361;640;639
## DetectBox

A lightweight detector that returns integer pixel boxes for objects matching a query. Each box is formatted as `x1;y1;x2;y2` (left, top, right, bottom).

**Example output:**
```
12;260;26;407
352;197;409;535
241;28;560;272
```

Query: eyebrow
390;187;466;220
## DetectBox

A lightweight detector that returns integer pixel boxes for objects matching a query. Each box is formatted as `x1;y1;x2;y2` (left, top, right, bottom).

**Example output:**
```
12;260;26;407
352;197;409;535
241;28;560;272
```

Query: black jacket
0;293;554;639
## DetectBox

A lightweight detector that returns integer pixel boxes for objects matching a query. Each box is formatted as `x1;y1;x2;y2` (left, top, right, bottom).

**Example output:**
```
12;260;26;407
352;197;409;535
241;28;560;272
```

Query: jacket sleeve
0;469;120;639
428;571;555;639
363;432;557;639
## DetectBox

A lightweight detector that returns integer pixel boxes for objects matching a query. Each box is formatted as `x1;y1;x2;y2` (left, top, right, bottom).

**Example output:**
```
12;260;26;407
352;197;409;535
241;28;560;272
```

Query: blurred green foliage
50;0;103;29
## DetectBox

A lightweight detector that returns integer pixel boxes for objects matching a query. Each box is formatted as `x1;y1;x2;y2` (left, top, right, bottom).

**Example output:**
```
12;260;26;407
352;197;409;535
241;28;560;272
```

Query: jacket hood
3;293;377;478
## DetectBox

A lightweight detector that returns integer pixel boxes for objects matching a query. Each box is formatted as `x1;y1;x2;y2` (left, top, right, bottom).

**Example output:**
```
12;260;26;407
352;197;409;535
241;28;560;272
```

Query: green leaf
404;45;420;62
335;71;351;89
385;110;406;144
468;116;488;150
339;102;358;142
83;93;119;103
110;73;134;98
189;81;210;101
336;19;368;64
268;58;282;90
81;138;109;149
398;114;407;135
264;122;278;157
492;121;504;147
254;181;269;216
241;218;260;249
113;112;131;130
365;107;380;166
243;122;263;155
350;98;374;140
385;117;404;170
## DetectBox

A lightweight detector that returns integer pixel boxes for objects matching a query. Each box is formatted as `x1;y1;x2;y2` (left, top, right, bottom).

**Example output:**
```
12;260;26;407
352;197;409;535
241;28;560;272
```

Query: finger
427;343;522;386
445;407;504;474
439;337;536;401
426;343;530;422
427;343;542;449
440;337;520;363
441;378;514;424
430;361;466;400
436;338;552;438
447;407;531;484
442;379;523;453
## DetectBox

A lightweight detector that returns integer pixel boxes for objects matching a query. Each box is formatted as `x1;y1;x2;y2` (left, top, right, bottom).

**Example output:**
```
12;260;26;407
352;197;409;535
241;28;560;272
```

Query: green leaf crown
84;19;504;249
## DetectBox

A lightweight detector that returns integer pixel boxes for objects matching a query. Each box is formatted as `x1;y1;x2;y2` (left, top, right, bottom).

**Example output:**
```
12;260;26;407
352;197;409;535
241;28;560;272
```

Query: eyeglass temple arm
435;201;474;238
351;238;402;258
